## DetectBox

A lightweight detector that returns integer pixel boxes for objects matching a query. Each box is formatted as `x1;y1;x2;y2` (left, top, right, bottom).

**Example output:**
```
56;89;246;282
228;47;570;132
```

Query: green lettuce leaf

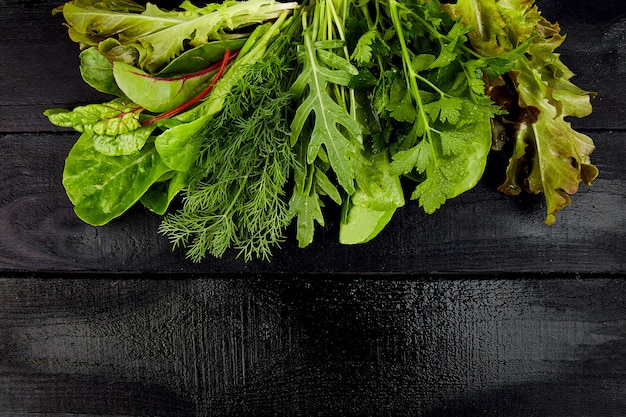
444;0;598;223
58;0;298;72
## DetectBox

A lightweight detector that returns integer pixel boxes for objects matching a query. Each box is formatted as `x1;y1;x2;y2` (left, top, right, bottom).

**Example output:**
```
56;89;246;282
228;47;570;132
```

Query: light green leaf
93;125;156;156
44;98;142;135
155;115;208;171
140;171;189;215
79;47;125;96
60;0;298;72
288;184;325;249
157;39;246;76
390;140;431;175
340;152;405;244
351;29;378;64
290;25;362;194
63;132;171;225
113;61;214;113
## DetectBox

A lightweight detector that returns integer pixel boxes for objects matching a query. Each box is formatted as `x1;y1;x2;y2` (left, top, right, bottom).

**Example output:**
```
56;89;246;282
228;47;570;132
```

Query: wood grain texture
2;276;626;416
1;2;626;414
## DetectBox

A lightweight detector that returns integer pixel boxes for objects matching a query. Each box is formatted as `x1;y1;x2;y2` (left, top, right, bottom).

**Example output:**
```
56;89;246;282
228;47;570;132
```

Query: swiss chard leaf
44;98;142;136
93;124;156;156
113;61;215;113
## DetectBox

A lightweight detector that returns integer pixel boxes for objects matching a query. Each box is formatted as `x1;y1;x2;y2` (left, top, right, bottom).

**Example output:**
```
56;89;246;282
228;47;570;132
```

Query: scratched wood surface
1;0;626;415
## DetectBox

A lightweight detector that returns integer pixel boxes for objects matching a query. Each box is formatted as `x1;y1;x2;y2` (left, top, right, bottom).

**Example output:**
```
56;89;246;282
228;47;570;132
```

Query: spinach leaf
63;133;171;226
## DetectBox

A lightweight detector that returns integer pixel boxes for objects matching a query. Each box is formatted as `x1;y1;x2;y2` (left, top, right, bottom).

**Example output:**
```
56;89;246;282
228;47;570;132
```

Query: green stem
388;0;435;150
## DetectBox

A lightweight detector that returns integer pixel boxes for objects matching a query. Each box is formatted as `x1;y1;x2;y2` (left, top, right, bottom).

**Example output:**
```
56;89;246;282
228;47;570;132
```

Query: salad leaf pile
46;0;598;261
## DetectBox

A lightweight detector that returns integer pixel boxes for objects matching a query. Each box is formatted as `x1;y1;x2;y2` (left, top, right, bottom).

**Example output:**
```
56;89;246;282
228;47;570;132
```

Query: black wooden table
1;0;625;415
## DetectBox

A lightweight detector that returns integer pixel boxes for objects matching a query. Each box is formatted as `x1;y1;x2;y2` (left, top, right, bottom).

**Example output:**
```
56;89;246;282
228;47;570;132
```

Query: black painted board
1;276;626;416
1;130;624;273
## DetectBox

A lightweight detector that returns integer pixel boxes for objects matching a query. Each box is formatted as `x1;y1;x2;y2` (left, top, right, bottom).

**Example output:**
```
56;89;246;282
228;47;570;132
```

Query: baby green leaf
390;140;431;175
79;47;124;96
424;96;464;124
157;39;246;76
155;115;209;172
113;61;215;113
140;171;189;215
93;124;156;156
340;152;405;245
63;133;171;226
385;77;418;123
44;98;142;136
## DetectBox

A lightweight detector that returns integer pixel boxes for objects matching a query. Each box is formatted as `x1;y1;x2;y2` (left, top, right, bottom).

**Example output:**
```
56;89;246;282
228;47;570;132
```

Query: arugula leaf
288;171;327;248
290;12;363;195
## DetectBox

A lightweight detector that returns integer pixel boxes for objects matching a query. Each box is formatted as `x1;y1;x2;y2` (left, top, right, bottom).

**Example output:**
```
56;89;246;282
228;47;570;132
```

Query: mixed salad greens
45;0;598;261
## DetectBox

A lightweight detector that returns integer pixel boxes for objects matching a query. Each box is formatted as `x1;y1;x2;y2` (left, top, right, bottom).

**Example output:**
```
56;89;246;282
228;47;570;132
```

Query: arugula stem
387;0;435;154
326;0;359;133
142;50;237;125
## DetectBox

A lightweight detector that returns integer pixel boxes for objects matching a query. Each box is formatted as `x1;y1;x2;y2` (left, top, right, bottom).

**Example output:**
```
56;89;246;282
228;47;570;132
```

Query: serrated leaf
424;96;463;124
290;26;362;194
288;186;325;248
351;29;378;64
390;140;431;175
385;78;417;123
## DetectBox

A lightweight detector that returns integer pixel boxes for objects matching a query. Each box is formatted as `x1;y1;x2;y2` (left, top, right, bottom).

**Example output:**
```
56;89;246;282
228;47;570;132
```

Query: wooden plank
1;276;625;416
0;0;624;132
0;130;623;273
0;0;111;133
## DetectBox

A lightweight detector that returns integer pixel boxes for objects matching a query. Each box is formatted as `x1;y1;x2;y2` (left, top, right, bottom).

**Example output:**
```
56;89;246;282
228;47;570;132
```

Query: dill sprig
159;55;297;262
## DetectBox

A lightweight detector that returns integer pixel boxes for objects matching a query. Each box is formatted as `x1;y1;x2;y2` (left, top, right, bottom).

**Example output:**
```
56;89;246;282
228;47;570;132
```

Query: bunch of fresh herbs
46;0;598;261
